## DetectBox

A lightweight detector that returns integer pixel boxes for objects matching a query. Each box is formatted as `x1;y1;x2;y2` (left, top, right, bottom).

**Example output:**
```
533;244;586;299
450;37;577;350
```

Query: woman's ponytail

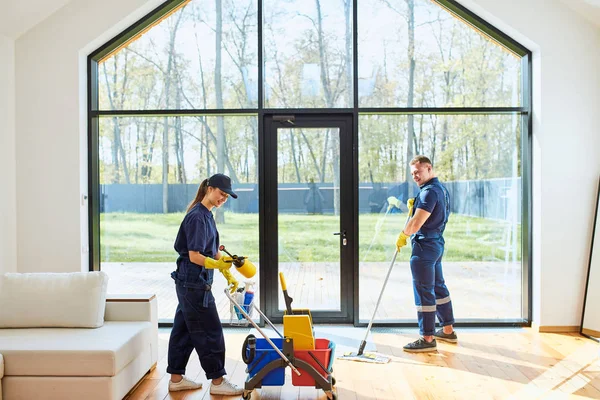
187;179;209;212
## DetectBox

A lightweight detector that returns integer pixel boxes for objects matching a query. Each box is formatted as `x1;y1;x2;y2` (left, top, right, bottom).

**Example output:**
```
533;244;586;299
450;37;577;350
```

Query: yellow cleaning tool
279;272;315;350
219;245;256;279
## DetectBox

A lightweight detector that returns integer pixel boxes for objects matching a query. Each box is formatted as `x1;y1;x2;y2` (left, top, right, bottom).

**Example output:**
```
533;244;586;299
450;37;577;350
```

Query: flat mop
338;212;411;364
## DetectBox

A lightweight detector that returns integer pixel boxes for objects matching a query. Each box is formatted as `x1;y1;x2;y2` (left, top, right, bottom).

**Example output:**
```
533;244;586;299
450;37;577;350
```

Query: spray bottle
219;245;257;279
234;287;245;320
243;281;255;313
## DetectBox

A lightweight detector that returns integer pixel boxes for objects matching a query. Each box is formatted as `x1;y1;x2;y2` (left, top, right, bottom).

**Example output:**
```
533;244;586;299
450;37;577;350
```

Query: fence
100;177;521;221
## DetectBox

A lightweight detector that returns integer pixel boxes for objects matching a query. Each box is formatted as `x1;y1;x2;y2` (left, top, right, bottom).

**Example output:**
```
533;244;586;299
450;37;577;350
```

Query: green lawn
101;212;521;263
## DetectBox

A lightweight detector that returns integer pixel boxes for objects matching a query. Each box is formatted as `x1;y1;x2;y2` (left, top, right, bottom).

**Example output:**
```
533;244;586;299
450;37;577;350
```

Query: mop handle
252;304;284;339
359;211;412;354
361;249;398;345
224;288;301;376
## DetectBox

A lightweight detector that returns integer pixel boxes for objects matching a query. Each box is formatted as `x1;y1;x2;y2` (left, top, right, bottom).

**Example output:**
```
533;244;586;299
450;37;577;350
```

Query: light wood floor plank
125;328;600;400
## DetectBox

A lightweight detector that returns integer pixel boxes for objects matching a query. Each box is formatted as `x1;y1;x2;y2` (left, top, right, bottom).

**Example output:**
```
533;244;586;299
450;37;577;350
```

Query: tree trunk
405;0;416;197
344;0;352;107
162;11;184;213
290;131;301;182
103;56;130;184
215;0;225;223
300;130;323;180
315;0;340;215
174;60;186;184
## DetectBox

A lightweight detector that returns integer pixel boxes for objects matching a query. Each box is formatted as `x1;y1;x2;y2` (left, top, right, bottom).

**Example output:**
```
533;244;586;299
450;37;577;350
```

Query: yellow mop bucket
279;272;315;350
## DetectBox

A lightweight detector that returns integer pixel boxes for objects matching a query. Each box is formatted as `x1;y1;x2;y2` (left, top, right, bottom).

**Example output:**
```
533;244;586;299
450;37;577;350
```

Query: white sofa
0;353;4;400
0;272;158;400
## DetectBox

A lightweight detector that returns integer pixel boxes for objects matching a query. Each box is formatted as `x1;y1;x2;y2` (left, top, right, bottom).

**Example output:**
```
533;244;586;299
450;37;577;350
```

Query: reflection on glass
277;128;341;311
358;114;522;322
98;0;258;110
358;0;521;107
98;116;259;322
263;0;353;108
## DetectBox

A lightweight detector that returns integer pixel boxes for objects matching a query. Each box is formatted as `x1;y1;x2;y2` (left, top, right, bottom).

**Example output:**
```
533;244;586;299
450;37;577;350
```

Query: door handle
333;231;348;246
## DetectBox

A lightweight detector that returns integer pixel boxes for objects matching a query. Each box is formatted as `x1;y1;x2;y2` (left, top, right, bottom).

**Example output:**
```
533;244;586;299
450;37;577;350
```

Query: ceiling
0;0;599;40
0;0;72;39
559;0;600;27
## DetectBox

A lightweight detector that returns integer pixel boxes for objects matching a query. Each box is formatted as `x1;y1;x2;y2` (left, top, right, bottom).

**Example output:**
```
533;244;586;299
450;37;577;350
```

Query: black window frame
88;0;532;328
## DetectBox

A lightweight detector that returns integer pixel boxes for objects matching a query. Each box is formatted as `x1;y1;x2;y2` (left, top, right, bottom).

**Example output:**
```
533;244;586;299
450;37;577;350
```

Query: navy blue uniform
167;203;227;379
409;177;455;336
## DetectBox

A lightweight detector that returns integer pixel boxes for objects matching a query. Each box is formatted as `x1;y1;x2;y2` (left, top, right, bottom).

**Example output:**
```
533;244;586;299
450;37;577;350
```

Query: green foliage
101;212;521;263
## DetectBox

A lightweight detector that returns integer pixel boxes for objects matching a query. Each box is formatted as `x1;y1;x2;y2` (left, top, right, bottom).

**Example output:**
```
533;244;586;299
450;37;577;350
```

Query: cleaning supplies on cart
233;287;245;320
223;279;337;400
243;281;255;313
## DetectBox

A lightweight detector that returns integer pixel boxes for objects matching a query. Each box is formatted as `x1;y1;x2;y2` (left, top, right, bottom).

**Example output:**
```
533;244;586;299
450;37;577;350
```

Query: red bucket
292;338;332;387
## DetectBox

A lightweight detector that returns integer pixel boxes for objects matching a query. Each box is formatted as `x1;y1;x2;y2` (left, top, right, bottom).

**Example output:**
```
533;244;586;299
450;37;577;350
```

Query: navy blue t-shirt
414;177;450;236
174;203;219;260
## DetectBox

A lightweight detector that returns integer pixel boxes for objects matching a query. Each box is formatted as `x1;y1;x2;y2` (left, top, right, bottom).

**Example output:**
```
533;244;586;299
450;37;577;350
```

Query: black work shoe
434;328;458;343
403;337;437;353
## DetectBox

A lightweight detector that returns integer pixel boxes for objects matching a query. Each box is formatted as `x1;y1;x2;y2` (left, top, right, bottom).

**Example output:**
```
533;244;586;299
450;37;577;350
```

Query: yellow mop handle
279;272;287;291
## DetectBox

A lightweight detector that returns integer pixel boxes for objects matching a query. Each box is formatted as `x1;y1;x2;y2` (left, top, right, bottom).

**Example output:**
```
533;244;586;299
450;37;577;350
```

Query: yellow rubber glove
396;231;410;251
407;198;415;216
221;268;239;293
387;196;401;211
204;256;233;271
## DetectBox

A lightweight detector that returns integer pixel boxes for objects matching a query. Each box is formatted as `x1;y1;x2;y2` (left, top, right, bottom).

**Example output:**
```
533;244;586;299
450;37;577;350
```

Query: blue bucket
246;338;285;386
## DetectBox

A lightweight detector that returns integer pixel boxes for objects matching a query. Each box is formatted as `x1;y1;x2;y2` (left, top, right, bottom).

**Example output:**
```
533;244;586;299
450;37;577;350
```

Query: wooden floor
125;328;600;400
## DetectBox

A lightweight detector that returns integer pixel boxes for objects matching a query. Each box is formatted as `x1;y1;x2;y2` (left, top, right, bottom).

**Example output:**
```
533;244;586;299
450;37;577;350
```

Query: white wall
0;34;17;274
13;0;600;325
15;0;163;273
460;0;600;327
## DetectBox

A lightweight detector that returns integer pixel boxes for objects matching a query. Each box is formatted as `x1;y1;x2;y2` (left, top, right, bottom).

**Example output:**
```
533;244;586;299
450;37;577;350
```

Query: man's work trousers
410;236;455;336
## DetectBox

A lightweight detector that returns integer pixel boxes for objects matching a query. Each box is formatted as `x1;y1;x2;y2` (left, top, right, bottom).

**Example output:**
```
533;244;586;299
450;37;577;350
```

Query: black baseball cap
207;173;238;199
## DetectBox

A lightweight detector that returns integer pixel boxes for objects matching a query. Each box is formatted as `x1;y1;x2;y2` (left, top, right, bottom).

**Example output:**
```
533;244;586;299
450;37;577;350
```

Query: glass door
262;114;354;323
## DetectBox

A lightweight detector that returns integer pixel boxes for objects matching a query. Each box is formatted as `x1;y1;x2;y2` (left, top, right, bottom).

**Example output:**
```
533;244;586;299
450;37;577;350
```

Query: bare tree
160;10;185;212
405;0;416;198
103;53;131;184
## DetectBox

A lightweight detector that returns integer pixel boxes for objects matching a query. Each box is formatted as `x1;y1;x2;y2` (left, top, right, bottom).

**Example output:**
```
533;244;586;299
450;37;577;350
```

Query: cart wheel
331;376;336;386
242;392;252;400
330;393;338;400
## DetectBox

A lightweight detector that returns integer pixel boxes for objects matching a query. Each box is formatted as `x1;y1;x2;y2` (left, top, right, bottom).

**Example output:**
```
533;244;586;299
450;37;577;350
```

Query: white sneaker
169;375;203;392
209;377;244;395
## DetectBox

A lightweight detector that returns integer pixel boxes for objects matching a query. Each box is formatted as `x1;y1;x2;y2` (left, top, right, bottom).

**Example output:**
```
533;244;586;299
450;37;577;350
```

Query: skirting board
582;328;600;337
532;323;580;333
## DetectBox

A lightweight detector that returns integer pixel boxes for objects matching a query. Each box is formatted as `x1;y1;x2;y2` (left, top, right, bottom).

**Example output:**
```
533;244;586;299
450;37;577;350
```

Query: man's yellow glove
387;196;401;211
407;198;415;216
204;256;233;271
221;268;239;293
396;231;410;251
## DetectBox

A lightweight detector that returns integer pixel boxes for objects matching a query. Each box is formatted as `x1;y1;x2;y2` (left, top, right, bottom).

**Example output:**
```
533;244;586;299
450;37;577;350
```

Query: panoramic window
263;0;353;108
358;114;522;322
98;0;258;111
358;0;521;108
90;0;530;325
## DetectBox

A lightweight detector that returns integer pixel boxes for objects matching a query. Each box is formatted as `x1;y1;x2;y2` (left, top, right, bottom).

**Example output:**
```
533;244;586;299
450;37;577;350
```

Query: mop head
337;351;391;364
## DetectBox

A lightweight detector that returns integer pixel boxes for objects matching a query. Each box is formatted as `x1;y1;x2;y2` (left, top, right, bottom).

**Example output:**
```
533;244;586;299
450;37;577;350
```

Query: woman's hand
204;256;233;270
221;269;239;293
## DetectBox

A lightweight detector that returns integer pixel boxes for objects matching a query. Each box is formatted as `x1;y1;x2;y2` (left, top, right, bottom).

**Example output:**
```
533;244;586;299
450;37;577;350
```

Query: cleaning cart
224;273;337;400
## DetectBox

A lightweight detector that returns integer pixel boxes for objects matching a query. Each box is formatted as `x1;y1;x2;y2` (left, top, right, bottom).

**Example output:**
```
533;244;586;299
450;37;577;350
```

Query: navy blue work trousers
166;283;226;379
410;236;455;336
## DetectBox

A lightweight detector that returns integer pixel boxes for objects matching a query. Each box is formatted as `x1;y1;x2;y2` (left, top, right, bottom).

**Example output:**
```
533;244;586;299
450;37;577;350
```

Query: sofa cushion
0;272;108;328
0;321;152;376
